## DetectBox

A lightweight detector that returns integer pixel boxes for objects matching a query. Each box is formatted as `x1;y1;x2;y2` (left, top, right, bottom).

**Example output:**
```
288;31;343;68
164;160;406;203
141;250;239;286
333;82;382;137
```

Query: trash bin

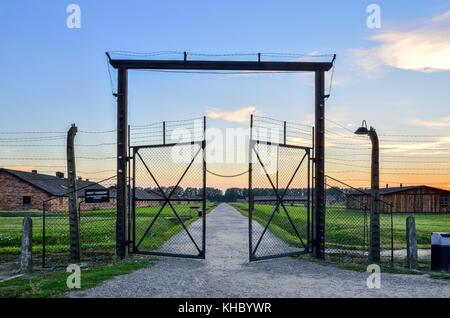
197;208;203;217
431;232;450;272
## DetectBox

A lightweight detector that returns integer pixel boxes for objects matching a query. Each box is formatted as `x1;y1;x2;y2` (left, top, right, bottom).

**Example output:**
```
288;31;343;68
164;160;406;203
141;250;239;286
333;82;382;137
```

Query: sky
0;0;450;190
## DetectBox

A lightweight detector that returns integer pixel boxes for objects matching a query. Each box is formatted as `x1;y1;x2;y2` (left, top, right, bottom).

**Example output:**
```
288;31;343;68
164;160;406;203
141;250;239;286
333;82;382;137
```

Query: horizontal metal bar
133;250;204;259
109;59;333;72
131;141;202;150
250;250;307;262
134;198;203;202
253;140;312;151
253;199;309;202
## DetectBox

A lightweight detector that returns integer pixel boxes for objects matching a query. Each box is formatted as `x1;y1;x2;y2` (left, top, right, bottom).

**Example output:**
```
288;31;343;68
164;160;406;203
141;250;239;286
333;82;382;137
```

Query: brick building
0;168;111;212
0;168;199;212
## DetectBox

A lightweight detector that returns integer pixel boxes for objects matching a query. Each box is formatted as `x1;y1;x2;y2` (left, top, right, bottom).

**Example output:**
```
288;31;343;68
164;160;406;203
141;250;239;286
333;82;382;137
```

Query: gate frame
129;118;207;259
108;53;334;259
248;117;313;261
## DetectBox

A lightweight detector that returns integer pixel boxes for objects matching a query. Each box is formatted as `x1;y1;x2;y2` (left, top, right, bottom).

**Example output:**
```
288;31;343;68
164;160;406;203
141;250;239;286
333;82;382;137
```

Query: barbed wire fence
42;176;118;268
1;107;449;270
325;118;450;269
0;128;118;271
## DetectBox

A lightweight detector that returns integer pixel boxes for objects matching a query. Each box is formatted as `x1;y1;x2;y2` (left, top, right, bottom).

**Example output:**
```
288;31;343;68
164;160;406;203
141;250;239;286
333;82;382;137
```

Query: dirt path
70;203;450;298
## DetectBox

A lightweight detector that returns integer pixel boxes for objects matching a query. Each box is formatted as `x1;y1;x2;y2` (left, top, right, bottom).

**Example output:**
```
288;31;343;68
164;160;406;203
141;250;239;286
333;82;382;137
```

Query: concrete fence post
67;124;81;262
20;217;33;273
406;215;418;269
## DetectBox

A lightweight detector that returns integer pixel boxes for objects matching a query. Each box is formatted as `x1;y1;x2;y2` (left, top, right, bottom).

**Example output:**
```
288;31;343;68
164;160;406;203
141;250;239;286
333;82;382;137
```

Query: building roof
0;168;104;197
346;185;450;196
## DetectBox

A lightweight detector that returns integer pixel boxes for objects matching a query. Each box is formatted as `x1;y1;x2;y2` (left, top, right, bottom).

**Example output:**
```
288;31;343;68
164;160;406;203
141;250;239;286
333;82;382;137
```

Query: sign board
85;189;110;203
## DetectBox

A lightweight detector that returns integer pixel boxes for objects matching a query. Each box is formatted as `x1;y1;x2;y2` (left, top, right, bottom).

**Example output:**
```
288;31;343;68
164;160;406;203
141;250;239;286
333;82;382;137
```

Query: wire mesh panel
325;176;396;265
379;202;395;266
42;176;117;268
249;141;311;261
130;116;206;259
325;176;369;264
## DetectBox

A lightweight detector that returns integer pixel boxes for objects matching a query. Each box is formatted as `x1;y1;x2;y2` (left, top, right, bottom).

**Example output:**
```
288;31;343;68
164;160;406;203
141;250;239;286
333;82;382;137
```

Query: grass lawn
0;257;152;298
231;202;450;250
0;203;216;256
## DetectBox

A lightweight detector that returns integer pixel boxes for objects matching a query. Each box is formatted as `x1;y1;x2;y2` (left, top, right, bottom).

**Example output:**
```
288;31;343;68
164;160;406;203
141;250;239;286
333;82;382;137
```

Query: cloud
380;136;450;153
409;116;450;127
349;48;386;78
371;30;450;72
207;106;257;123
352;9;450;75
428;10;450;23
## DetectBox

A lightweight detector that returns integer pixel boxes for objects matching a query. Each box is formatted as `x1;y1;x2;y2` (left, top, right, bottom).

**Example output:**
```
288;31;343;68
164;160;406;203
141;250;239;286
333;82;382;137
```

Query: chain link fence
325;175;395;266
0;176;117;272
249;142;311;260
131;143;206;257
325;176;370;264
42;176;117;268
129;117;207;258
325;175;450;270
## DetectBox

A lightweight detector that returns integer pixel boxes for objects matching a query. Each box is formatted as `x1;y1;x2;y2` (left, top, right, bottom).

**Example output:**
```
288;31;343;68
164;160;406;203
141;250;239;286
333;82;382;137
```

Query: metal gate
129;118;206;258
248;116;313;261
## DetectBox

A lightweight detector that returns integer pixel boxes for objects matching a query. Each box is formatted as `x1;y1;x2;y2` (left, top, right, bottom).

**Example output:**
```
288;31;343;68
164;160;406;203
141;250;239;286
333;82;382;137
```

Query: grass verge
0;257;152;298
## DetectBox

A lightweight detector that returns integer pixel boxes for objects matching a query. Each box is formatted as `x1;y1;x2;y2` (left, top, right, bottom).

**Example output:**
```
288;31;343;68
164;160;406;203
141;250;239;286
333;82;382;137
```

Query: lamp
354;119;380;262
354;120;369;135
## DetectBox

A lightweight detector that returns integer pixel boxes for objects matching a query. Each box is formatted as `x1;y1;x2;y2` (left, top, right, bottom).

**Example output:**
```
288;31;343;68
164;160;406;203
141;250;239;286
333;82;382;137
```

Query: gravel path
70;203;450;298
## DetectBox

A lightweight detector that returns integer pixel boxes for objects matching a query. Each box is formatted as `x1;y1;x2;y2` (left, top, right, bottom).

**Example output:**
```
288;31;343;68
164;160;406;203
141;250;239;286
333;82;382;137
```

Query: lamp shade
354;126;369;135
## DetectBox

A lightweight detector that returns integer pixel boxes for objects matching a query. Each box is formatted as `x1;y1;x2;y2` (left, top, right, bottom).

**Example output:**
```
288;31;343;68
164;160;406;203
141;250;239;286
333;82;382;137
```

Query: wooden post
406;215;418;269
116;67;128;259
67;124;80;262
313;70;326;259
20;217;33;273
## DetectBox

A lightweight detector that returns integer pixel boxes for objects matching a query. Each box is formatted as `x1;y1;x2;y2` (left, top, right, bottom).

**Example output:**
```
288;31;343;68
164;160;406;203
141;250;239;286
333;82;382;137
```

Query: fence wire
252;115;313;148
325;176;397;266
130;117;205;147
249;141;311;260
324;175;448;270
42;176;117;268
131;140;206;257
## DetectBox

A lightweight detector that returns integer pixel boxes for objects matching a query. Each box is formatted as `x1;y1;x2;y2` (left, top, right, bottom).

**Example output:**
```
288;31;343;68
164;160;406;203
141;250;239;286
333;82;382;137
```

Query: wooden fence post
20;217;33;273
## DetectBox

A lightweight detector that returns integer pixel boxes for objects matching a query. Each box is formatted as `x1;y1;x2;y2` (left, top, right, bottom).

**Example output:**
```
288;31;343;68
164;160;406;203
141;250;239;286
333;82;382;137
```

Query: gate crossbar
133;145;203;256
250;142;310;259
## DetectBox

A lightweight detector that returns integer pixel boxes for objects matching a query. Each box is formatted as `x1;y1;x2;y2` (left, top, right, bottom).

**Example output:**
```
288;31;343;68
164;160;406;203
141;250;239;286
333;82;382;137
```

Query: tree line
141;186;310;202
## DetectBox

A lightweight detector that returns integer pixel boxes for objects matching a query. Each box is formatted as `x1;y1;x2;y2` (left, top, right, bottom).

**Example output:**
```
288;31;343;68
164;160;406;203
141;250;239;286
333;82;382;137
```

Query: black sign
85;189;110;203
